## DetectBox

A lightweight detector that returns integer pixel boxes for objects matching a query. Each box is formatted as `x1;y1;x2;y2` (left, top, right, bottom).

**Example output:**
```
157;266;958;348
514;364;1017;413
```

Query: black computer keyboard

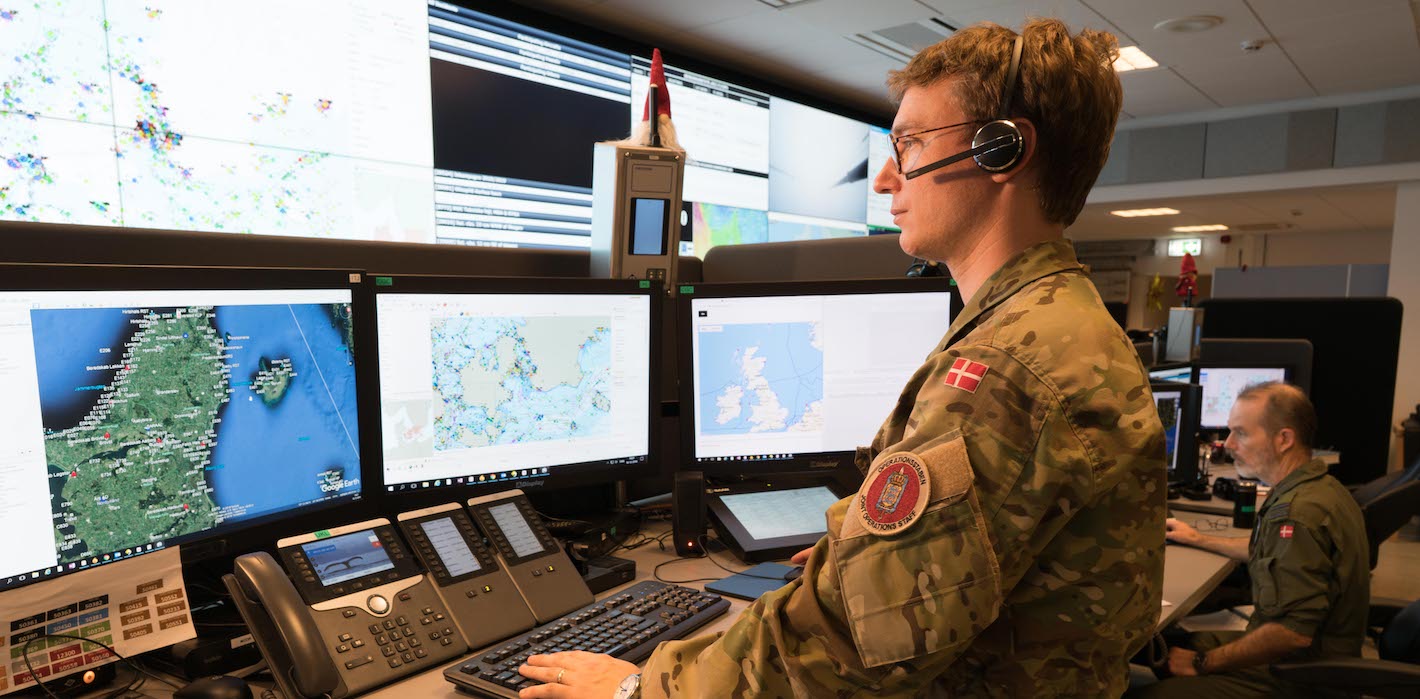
444;581;729;697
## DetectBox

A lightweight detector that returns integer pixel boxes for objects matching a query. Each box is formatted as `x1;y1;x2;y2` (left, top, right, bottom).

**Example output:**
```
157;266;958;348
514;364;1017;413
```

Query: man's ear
991;118;1036;184
1274;426;1298;455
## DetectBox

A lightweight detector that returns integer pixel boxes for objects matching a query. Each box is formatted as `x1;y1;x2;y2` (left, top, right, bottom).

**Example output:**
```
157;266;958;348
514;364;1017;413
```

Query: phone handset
225;552;339;699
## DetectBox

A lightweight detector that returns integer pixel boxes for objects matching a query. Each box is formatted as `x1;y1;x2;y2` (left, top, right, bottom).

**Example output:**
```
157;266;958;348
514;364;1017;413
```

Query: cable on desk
21;632;182;699
652;534;799;584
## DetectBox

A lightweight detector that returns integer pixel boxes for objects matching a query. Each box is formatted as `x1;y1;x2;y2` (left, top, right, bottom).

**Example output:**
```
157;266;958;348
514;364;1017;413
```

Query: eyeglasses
889;119;1019;180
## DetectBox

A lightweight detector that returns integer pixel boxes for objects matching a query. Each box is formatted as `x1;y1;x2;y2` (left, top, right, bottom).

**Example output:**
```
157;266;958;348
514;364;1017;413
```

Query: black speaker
672;471;705;557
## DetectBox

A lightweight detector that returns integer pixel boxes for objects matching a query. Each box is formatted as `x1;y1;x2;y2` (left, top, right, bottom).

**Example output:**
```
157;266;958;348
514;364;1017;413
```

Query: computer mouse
784;566;805;582
174;675;253;699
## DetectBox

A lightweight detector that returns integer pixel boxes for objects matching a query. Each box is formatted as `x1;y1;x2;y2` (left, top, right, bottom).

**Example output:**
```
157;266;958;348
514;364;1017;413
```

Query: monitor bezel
1148;361;1193;383
1191;363;1296;431
677;277;960;480
1150;381;1202;485
359;274;662;500
0;263;372;593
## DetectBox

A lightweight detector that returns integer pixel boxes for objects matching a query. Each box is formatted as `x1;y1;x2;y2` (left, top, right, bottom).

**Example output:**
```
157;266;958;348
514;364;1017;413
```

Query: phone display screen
488;502;545;558
419;517;482;577
302;529;396;587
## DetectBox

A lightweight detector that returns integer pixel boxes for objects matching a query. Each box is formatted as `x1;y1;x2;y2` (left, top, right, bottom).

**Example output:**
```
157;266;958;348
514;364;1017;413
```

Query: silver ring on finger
555;668;566;684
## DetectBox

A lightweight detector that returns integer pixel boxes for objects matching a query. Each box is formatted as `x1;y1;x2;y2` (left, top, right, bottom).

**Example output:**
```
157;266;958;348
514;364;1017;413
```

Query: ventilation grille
1233;222;1297;232
848;18;957;64
1074;239;1157;257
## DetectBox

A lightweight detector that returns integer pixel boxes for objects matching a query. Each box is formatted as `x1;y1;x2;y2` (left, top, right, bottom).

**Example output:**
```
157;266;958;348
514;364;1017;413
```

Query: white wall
1262;230;1393;267
1389;182;1420;471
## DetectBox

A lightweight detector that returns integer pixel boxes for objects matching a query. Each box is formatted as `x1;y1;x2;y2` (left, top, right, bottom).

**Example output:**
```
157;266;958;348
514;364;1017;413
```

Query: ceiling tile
591;0;765;30
1119;68;1218;116
1318;187;1398;228
949;0;1128;36
1087;3;1274;67
692;10;831;54
780;0;940;35
1172;47;1313;106
1247;0;1412;31
1286;38;1420;95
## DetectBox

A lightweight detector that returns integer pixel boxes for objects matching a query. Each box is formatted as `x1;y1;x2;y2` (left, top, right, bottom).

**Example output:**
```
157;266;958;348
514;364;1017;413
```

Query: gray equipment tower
589;142;684;288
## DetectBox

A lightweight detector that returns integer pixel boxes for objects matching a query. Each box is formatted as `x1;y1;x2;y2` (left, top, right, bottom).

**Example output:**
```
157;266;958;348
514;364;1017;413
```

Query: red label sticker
944;357;989;393
1279;524;1293;539
855;452;931;536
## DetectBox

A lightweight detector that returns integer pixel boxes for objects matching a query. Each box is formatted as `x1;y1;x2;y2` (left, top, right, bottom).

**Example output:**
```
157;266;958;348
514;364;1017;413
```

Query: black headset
904;34;1025;179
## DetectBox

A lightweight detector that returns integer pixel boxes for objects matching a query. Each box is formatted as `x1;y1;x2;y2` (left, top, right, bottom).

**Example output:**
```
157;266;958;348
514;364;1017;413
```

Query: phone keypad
340;606;431;669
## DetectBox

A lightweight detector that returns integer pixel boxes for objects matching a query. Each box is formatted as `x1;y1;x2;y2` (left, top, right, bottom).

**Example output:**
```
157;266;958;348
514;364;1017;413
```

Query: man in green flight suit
1132;382;1368;698
515;18;1166;698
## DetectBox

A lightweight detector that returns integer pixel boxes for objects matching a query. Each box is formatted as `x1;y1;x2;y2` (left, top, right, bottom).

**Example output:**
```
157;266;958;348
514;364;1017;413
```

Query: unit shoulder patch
855;451;931;536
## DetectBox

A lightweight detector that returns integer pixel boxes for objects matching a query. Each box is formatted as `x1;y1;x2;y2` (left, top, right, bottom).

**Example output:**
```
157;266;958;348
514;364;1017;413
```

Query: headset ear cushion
972;120;1023;172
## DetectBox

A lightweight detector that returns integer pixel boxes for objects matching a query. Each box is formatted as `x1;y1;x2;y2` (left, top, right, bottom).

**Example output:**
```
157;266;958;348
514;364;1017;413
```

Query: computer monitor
0;265;365;593
1198;338;1312;395
365;276;658;495
1149;364;1193;384
1152;382;1201;485
679;278;955;478
1194;365;1292;431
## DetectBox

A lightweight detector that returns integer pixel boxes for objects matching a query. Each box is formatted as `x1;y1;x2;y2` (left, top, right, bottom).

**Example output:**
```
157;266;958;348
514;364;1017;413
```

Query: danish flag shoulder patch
1279;524;1294;539
944;357;989;393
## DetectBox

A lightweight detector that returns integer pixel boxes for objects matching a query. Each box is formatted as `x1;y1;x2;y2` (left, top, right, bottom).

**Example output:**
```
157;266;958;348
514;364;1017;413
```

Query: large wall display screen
3;0;892;253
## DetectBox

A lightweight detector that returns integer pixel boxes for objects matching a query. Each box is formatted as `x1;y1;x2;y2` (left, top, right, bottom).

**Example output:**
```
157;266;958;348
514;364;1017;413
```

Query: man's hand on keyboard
518;650;639;698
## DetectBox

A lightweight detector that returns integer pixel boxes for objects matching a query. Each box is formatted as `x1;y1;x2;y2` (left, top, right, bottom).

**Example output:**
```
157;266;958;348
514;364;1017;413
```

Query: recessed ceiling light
1154;15;1223;33
1172;224;1229;232
1114;46;1159;72
1110;207;1180;217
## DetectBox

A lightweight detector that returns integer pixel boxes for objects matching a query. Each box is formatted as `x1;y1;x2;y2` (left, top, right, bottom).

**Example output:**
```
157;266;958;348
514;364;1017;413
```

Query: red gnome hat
641;48;672;121
1175;252;1199;306
1179;252;1198;276
616;48;681;151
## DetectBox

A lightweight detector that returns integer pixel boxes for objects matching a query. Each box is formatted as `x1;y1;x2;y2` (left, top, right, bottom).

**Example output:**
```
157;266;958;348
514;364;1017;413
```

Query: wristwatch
613;673;641;699
1192;650;1209;675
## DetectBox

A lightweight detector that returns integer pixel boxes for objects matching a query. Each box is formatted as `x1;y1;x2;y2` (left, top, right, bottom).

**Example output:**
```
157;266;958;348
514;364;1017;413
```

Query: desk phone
224;518;468;699
396;503;537;648
466;490;594;623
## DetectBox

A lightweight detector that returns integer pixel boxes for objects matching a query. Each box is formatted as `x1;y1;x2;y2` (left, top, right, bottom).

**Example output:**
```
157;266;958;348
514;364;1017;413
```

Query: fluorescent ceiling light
1110;207;1180;217
1114;46;1159;72
1172;224;1229;232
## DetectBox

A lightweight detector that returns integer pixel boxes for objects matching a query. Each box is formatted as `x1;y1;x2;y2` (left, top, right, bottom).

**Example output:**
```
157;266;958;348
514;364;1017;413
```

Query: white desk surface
110;519;1237;699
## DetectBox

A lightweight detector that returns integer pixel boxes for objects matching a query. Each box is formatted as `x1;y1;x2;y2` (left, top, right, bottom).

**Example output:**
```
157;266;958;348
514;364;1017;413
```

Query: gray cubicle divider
1200;297;1402;484
1213;264;1390;299
701;233;915;283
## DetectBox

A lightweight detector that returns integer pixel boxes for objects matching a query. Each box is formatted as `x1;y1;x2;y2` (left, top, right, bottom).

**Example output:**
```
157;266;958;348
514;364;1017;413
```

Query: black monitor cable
21;632;182;699
652;534;801;585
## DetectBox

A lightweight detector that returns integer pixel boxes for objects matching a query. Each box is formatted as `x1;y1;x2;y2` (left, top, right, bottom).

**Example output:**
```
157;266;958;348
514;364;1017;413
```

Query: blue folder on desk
705;562;797;601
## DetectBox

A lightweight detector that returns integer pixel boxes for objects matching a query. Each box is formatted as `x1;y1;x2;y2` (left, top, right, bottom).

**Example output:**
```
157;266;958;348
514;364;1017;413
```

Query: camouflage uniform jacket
638;239;1167;698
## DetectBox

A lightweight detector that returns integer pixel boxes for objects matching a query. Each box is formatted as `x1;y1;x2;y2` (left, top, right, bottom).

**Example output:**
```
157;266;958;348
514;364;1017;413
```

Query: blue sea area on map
30;308;135;431
210;303;360;519
28;303;359;522
697;322;822;435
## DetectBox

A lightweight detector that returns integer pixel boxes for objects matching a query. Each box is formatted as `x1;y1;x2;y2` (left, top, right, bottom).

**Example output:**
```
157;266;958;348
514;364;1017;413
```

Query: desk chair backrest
1380;598;1420;664
1360;480;1420;570
1354;457;1420;507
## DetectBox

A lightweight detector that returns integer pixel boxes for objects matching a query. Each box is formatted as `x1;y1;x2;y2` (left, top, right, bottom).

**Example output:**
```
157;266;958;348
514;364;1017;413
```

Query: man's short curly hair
887;19;1122;226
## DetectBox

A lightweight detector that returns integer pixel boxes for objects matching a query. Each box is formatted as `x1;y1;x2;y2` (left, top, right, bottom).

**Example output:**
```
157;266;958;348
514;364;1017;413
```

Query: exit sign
1167;238;1202;257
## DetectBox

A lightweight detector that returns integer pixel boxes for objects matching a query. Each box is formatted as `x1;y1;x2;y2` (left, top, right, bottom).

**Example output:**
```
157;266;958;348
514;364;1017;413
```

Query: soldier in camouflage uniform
517;18;1165;699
